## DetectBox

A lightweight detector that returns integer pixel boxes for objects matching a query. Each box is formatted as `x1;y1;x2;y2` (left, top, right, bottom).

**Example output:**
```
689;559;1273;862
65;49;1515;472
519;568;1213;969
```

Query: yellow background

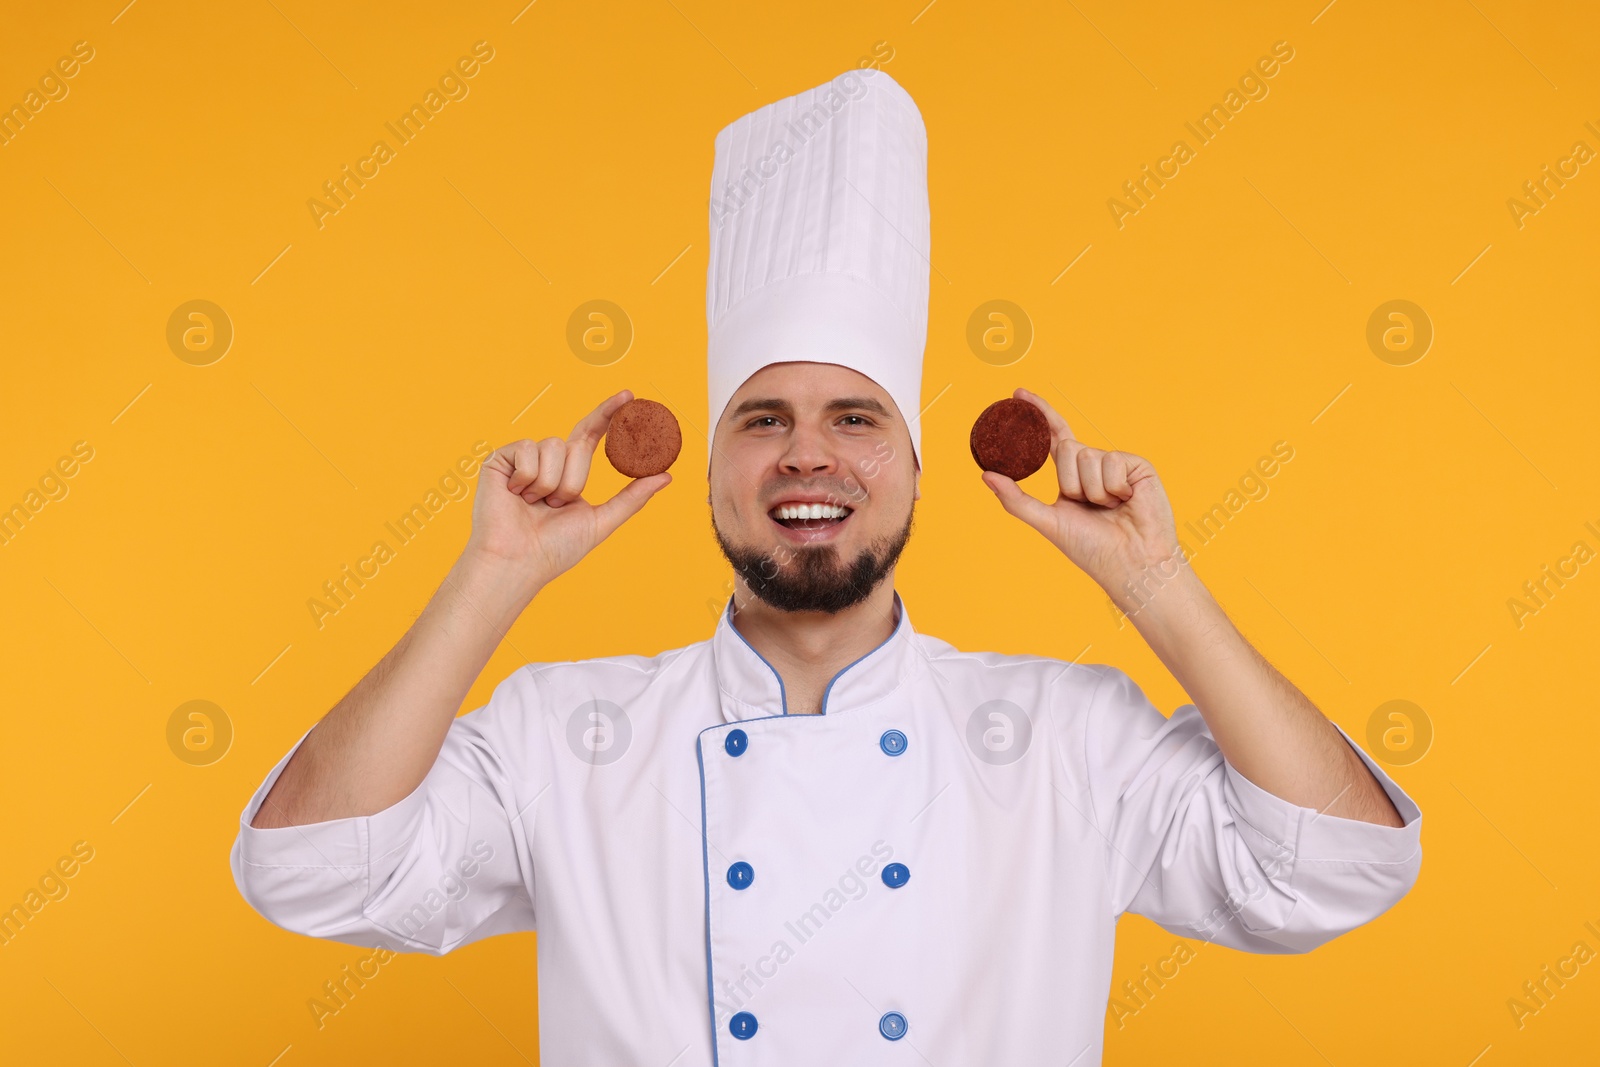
2;0;1596;1063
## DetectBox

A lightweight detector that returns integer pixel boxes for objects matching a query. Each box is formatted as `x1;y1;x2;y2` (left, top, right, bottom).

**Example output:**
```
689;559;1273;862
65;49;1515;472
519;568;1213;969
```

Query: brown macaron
604;398;682;478
970;397;1052;481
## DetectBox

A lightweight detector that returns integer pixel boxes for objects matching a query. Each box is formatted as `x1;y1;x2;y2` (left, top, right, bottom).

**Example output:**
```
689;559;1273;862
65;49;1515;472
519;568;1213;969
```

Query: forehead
727;361;888;404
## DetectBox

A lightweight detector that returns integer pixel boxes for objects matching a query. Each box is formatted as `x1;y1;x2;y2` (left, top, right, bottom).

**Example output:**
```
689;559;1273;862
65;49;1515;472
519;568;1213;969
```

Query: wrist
454;545;547;614
1099;547;1201;622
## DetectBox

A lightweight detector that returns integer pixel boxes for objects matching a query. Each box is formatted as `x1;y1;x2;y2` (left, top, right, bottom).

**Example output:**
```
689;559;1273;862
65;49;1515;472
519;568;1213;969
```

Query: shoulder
432;637;714;782
488;635;712;708
910;630;1115;707
447;635;714;761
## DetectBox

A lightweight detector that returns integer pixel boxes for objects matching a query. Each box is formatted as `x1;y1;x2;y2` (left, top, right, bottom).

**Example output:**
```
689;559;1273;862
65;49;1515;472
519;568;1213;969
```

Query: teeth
773;502;850;520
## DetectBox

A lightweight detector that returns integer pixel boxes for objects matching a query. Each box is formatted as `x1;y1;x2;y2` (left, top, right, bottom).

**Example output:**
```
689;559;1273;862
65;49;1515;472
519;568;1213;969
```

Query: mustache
762;478;868;509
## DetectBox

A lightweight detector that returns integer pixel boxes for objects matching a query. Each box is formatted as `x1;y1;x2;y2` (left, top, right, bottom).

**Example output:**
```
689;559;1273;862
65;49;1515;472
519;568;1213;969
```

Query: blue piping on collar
721;591;908;716
723;596;788;715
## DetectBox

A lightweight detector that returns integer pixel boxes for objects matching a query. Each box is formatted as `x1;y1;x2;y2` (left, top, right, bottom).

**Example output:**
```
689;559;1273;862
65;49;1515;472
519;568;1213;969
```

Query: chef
232;68;1422;1065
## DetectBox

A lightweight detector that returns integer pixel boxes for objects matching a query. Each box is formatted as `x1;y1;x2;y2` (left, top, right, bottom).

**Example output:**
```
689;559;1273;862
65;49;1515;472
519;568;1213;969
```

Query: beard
712;503;915;614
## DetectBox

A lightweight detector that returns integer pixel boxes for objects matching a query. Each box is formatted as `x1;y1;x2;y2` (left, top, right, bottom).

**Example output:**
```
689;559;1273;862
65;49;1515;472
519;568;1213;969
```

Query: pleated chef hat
705;67;930;474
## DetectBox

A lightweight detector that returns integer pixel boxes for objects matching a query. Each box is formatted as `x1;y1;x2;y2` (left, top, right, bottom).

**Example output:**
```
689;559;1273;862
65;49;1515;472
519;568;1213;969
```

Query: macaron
970;397;1052;481
604;398;682;478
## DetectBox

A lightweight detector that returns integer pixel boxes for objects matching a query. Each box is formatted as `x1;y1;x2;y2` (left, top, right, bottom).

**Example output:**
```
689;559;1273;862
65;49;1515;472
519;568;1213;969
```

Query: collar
710;590;925;721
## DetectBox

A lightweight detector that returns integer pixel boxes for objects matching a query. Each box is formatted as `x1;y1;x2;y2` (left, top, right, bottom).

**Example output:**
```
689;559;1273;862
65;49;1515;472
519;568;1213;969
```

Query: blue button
727;861;754;890
879;729;908;756
879;1011;908;1040
730;1011;758;1039
881;862;910;888
725;729;748;757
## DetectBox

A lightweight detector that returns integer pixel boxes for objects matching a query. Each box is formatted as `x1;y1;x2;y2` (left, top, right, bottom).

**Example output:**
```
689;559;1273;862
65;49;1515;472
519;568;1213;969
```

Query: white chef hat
705;67;930;474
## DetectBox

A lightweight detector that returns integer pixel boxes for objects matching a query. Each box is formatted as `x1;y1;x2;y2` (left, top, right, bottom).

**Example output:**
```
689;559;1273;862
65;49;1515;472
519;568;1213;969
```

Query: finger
1014;387;1077;443
592;472;672;541
1056;438;1085;502
574;390;635;450
502;439;545;495
521;439;565;502
1102;451;1134;502
1077;447;1112;506
550;390;635;507
478;441;522;490
1016;389;1090;501
982;470;1058;538
545;444;590;509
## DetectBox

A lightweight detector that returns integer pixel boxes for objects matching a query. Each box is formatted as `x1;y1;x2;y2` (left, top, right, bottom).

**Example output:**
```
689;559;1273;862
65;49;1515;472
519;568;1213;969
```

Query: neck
728;577;900;715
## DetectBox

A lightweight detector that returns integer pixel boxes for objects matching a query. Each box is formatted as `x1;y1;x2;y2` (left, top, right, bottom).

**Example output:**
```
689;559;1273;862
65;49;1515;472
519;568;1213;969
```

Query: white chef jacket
231;591;1422;1065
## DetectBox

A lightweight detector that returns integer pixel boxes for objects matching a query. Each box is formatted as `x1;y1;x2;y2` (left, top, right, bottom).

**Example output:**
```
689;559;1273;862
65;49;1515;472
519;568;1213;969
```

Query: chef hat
705;67;930;474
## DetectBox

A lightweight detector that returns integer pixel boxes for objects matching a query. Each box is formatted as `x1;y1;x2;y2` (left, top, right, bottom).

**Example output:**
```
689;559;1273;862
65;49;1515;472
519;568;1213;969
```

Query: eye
839;414;872;427
746;415;782;428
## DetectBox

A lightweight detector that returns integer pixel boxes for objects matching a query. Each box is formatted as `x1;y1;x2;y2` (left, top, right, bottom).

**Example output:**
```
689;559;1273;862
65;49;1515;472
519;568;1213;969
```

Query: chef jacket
231;591;1422;1065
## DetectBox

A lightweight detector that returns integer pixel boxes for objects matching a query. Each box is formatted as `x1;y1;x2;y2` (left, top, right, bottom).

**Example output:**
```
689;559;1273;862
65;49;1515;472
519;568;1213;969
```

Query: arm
248;548;538;828
985;387;1400;825
251;389;671;829
1071;662;1420;953
1113;563;1402;824
234;389;672;951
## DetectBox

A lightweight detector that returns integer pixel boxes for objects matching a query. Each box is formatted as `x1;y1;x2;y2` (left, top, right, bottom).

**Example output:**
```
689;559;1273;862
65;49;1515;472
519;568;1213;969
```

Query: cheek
849;448;913;499
709;479;766;529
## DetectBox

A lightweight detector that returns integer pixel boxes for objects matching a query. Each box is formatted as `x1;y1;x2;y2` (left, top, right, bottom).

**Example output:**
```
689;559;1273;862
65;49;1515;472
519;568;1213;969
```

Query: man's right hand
247;390;671;830
467;390;673;588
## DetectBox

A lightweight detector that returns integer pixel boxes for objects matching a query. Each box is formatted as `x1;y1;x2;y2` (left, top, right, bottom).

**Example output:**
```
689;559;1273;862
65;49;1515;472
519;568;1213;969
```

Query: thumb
983;471;1057;539
592;472;672;541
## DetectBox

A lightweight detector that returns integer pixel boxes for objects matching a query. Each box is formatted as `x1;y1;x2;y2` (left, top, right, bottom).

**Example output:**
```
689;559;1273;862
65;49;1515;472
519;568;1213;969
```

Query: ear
912;463;921;502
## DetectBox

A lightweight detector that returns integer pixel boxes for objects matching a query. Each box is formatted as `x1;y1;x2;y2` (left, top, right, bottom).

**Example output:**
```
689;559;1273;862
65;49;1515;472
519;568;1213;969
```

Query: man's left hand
982;388;1182;596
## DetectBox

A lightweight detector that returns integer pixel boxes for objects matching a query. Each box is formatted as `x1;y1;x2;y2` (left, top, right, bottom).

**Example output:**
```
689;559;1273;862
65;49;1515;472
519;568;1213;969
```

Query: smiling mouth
768;502;854;531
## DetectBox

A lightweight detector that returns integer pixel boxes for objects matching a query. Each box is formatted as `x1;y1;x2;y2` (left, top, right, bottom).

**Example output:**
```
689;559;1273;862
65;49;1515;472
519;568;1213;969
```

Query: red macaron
970;397;1052;481
604;398;682;478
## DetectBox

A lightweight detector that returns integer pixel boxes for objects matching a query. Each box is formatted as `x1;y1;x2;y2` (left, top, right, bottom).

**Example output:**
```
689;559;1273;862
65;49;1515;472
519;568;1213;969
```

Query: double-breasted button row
728;1010;910;1042
723;727;910;759
720;725;913;1043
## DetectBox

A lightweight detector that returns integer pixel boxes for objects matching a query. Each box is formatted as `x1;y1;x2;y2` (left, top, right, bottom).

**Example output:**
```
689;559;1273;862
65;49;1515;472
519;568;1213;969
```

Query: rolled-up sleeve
1084;665;1422;953
230;670;541;955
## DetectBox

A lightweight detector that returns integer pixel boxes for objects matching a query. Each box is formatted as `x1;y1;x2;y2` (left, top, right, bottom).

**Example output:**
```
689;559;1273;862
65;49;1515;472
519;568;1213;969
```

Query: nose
778;420;838;475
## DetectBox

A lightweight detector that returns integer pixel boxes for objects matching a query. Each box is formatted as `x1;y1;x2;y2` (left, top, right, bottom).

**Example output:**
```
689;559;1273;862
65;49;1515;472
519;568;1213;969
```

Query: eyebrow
726;396;895;422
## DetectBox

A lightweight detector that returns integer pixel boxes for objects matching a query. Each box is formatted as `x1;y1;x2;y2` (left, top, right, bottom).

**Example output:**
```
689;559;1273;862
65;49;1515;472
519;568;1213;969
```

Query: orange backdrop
1;1;1596;1063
